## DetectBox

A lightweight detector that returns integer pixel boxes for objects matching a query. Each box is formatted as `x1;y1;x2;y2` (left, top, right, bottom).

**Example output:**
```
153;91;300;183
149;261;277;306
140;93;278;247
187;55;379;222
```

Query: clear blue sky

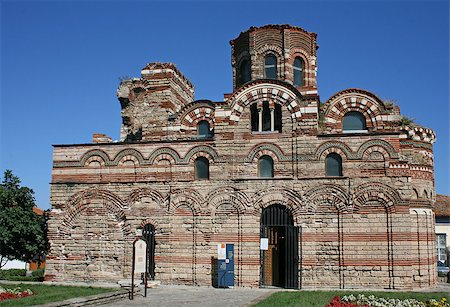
1;1;449;210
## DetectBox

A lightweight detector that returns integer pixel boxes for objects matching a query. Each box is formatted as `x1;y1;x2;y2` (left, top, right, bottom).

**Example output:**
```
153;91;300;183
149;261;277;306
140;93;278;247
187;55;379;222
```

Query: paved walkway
103;285;276;307
103;283;450;307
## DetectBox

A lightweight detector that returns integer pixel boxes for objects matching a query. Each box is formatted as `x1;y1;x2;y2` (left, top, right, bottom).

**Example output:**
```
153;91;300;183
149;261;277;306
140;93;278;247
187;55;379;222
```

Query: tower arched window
262;101;271;131
238;59;251;86
342;111;367;132
293;57;304;86
195;157;209;180
259;155;274;178
250;102;282;133
197;120;211;138
274;104;282;132
326;153;343;177
264;54;277;79
251;104;258;132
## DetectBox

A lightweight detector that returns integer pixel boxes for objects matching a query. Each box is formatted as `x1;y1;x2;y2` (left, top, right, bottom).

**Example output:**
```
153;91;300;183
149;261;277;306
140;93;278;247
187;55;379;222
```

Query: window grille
437;234;447;263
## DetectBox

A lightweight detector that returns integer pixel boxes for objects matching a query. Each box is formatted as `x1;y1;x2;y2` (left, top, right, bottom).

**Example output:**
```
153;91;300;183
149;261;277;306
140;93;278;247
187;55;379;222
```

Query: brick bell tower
230;24;319;96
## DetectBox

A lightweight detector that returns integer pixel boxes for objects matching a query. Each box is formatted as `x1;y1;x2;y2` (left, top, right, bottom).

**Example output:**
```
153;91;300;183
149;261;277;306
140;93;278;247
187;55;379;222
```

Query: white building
435;194;450;265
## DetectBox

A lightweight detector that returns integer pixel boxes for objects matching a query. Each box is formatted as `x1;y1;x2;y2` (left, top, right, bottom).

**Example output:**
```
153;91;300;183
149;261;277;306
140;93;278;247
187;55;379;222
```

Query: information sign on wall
260;238;269;250
217;243;226;260
134;239;147;273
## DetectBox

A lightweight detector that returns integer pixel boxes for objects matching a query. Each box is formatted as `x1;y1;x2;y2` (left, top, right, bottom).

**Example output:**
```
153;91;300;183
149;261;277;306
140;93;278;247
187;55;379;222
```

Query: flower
329;294;449;307
0;287;34;301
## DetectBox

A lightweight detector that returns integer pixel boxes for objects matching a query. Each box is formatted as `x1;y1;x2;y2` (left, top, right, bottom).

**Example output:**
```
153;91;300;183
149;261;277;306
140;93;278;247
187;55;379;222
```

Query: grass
0;283;118;306
254;290;450;307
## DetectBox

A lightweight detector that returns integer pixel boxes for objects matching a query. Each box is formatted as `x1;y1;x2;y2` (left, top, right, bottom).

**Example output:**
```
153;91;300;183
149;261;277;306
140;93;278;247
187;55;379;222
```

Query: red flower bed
326;296;370;307
0;288;33;301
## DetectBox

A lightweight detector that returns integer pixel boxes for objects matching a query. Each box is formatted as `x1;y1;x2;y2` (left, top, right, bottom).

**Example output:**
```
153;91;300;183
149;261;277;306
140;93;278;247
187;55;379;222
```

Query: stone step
146;280;161;288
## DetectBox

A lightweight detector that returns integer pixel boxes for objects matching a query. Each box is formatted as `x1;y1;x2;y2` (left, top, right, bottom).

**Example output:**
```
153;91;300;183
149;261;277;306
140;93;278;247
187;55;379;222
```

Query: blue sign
217;244;234;288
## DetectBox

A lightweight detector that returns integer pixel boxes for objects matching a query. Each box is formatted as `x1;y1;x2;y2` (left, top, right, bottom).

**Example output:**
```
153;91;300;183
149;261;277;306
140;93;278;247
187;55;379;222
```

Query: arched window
197;120;211;137
262;101;271;131
238;59;251;86
195;157;209;180
250;102;282;133
274;104;282;132
264;54;277;79
250;104;258;132
342;111;367;132
326;153;343;177
293;57;304;86
259;155;274;178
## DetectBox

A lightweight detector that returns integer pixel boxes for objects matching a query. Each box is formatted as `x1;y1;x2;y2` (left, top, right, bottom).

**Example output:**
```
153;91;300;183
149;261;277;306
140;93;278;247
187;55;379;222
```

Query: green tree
0;170;48;268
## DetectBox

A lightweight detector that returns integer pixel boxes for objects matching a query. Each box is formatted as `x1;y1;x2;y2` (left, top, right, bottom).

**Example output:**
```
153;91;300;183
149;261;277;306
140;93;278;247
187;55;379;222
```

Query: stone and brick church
45;24;437;289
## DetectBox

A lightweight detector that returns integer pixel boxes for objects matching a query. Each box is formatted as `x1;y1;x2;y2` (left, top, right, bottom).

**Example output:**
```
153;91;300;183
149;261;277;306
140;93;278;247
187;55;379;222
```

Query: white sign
134;239;147;273
260;238;269;250
217;243;226;260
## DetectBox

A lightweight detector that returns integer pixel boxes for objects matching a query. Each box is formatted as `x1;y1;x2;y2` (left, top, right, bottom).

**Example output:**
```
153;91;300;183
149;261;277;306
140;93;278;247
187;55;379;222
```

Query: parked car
437;261;450;275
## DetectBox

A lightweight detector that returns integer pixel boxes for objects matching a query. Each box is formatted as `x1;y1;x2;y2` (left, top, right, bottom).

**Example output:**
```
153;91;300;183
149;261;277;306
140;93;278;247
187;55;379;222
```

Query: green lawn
0;283;118;306
254;290;450;307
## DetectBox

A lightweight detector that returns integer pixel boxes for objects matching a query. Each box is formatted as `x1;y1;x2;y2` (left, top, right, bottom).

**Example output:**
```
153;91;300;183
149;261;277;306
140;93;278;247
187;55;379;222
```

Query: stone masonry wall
46;24;437;290
46;128;436;289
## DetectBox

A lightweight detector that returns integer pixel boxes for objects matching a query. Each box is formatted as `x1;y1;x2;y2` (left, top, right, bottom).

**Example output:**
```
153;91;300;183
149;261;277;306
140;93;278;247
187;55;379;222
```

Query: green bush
0;268;44;281
32;268;44;278
31;268;45;281
0;269;26;279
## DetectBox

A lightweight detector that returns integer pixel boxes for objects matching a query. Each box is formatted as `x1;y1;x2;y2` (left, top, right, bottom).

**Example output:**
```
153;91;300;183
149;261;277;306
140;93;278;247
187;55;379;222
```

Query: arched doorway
260;204;299;289
142;224;156;280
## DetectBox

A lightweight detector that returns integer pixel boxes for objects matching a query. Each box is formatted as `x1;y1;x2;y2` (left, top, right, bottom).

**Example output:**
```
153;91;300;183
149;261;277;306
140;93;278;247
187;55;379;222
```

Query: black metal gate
142;224;156;279
260;205;299;289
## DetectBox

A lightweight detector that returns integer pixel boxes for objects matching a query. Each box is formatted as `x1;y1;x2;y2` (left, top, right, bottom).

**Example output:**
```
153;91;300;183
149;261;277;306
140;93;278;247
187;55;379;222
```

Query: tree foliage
0;170;48;268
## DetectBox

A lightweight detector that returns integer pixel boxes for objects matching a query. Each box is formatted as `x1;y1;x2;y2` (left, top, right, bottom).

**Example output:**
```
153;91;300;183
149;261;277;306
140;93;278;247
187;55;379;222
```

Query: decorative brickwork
46;24;438;290
230;24;318;93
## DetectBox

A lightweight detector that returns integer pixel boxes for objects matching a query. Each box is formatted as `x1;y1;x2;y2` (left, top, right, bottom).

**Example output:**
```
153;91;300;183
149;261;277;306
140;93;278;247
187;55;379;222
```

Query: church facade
45;25;437;289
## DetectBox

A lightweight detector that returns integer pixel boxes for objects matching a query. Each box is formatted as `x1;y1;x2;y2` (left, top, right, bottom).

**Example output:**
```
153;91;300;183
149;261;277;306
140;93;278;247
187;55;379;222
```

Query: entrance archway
260;204;299;289
142;224;156;279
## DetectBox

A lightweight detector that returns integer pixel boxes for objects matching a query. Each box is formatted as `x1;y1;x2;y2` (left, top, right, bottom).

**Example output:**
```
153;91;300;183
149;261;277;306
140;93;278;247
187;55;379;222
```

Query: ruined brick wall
117;63;194;142
45;24;437;290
